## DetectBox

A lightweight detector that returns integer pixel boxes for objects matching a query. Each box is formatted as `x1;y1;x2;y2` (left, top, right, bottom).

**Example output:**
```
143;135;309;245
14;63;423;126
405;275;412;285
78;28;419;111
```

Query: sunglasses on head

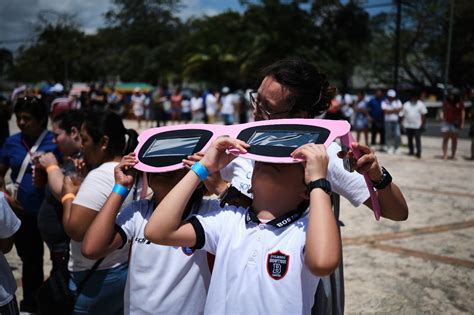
134;119;381;220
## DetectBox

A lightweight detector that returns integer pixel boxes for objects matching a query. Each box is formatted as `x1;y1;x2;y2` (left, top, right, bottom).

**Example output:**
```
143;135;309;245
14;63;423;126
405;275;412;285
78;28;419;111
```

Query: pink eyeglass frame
134;119;381;220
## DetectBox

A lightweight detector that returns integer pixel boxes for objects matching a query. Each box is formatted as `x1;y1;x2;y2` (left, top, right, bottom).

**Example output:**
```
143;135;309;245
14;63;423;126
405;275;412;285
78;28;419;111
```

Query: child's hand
182;152;205;169
115;153;138;189
338;142;383;182
291;144;328;185
200;137;249;173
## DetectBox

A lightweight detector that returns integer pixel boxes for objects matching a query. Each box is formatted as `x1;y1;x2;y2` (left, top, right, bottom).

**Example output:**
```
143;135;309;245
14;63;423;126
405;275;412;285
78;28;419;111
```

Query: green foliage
8;0;472;89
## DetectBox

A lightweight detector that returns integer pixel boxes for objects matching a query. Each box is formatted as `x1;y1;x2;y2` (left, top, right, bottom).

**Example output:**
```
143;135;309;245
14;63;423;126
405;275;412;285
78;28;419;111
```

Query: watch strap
307;178;332;195
373;167;392;190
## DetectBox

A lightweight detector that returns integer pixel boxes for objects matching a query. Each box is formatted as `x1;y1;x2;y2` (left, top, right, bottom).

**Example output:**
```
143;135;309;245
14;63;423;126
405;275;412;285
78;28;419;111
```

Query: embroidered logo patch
266;250;290;280
182;246;194;256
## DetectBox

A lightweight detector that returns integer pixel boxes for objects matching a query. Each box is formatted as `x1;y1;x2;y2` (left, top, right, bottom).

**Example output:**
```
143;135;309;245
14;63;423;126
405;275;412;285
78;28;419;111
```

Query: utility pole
444;0;455;98
393;0;402;90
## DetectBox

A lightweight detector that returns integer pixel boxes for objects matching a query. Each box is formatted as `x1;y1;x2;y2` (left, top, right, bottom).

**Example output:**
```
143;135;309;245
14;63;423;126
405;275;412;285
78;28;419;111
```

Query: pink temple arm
340;133;381;221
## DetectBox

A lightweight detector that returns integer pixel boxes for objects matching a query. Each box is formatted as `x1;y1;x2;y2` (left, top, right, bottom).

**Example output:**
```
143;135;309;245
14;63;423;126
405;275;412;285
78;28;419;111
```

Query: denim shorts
69;263;128;315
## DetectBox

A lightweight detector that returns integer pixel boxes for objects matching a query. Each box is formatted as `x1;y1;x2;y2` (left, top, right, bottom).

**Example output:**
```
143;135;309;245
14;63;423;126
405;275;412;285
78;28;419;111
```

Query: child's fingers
187;153;203;162
182;159;195;167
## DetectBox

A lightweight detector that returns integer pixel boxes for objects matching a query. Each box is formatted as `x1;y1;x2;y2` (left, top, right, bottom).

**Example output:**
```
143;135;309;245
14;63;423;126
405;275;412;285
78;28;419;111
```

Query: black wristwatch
372;167;392;190
307;178;332;195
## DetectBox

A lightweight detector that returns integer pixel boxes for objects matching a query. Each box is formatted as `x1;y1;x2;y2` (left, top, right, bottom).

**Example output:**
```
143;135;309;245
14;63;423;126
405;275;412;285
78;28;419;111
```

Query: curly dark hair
257;58;336;117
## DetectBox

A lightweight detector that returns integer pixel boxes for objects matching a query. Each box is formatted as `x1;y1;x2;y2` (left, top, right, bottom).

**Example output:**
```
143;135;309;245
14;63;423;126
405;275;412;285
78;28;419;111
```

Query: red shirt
443;101;464;124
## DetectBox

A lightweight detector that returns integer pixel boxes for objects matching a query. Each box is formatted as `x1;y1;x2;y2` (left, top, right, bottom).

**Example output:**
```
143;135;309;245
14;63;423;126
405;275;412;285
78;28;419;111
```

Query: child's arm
144;137;249;247
81;153;137;259
291;144;341;277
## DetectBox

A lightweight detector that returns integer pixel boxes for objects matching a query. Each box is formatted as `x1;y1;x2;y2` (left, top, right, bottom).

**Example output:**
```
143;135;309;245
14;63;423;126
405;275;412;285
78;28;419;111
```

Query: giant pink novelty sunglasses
134;119;381;220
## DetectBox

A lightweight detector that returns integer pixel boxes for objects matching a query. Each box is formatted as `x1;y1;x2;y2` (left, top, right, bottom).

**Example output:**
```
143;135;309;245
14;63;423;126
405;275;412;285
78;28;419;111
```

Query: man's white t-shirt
191;97;203;111
205;94;217;116
382;99;403;122
0;192;21;306
70;162;133;272
115;200;210;315
132;94;146;117
220;94;235;115
222;142;370;206
190;199;320;314
401;100;427;129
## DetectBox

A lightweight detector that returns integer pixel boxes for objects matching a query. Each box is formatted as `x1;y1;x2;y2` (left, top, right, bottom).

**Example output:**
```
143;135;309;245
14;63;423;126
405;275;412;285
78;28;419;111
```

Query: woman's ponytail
123;129;139;155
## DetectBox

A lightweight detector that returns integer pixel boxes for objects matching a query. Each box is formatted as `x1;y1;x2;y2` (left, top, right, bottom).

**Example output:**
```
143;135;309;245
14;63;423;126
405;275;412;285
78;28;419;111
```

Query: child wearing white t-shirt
82;153;211;315
0;192;21;315
144;137;341;314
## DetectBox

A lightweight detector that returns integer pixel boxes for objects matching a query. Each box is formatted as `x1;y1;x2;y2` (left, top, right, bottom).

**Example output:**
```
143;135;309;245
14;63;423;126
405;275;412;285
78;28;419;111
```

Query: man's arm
351;143;409;221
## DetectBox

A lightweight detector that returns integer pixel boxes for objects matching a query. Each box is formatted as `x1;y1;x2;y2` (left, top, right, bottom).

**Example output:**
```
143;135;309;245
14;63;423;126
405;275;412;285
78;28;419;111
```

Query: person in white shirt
131;88;146;129
220;87;235;125
401;92;427;158
183;58;409;314
0;192;21;315
191;90;204;123
82;153;211;315
381;89;403;154
145;137;342;314
205;90;218;124
61;111;138;315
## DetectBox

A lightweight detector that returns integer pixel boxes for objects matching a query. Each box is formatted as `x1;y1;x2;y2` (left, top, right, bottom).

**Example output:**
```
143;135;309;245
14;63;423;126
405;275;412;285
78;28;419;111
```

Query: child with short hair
144;137;341;314
81;153;211;315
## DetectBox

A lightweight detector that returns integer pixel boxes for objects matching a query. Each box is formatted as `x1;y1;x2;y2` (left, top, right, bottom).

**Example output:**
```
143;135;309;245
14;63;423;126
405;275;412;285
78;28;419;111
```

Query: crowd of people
0;57;467;315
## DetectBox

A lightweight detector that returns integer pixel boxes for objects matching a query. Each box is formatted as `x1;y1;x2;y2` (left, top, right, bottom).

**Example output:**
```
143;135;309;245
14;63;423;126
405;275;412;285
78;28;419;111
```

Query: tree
360;0;473;89
0;49;13;79
311;0;371;92
11;11;86;83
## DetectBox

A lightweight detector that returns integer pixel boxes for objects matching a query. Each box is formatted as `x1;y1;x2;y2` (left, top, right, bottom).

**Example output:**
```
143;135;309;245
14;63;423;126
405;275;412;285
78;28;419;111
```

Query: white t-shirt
0;192;21;306
401;100;427;129
69;162;133;272
205;94;217;116
181;99;191;113
132;94;146;117
222;142;369;207
220;94;235;115
191;199;319;314
115;200;210;315
381;99;403;122
191;97;203;112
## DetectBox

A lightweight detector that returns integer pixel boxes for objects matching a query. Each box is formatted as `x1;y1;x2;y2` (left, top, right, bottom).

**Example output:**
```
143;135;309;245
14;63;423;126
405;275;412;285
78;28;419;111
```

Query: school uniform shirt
115;199;211;315
401;100;427;129
189;199;319;314
222;142;370;206
69;162;133;272
0;131;57;215
0;192;21;307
